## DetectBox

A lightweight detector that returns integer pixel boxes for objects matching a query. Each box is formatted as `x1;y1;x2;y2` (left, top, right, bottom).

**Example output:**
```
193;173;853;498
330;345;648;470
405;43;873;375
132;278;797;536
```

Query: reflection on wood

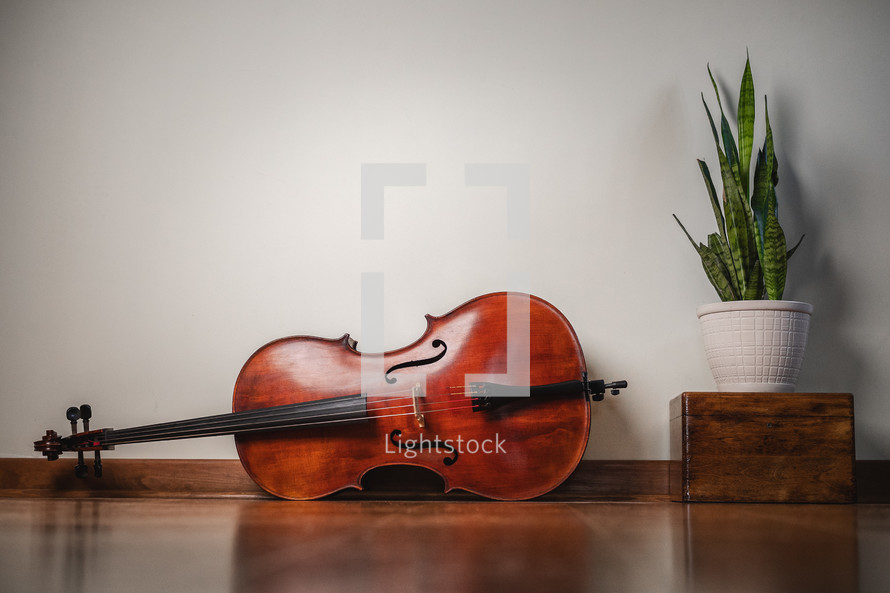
2;498;885;593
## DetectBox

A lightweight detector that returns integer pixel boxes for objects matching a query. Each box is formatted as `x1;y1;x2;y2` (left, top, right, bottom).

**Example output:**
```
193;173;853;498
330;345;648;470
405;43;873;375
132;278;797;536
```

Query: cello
34;292;626;500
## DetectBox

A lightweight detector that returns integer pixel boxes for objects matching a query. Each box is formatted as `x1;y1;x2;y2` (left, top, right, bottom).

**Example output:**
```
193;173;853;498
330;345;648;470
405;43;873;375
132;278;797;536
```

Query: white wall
2;0;889;461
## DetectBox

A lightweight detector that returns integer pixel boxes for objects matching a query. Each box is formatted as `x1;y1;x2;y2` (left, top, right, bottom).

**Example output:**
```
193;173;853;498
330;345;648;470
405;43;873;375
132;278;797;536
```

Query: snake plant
674;57;803;301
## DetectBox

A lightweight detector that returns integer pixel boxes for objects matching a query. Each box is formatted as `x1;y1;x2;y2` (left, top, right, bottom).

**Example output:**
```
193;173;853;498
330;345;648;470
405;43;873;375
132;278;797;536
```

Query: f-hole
384;340;447;384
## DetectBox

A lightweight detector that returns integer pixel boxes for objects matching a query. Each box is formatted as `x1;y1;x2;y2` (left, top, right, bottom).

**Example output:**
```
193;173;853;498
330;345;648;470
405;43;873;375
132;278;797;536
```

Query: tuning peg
65;406;88;478
74;459;89;479
79;404;92;431
93;452;103;477
79;404;103;476
66;407;81;434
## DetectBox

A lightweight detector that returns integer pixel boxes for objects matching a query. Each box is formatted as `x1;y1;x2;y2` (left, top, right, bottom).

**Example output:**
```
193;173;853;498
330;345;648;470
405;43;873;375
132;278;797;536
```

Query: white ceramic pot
697;300;813;392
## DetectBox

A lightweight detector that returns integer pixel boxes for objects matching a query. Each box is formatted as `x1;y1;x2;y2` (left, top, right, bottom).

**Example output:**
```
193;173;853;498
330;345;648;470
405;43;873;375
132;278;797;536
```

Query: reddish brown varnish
33;293;595;500
233;292;590;500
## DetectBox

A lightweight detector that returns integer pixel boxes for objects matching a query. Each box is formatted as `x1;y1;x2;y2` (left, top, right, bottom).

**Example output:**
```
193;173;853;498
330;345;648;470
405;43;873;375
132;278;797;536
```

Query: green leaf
716;144;757;296
750;149;770;261
673;215;738;301
709;65;741;187
702;94;721;149
742;259;764;300
708;233;741;299
737;55;755;199
683;57;803;302
721;117;740;176
703;69;757;295
723;193;748;293
761;185;788;300
707;64;724;112
698;160;725;241
764;96;778;187
704;234;739;301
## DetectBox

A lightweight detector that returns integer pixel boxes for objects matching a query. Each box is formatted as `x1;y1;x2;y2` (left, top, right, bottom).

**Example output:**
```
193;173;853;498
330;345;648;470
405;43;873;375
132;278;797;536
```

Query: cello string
106;384;469;442
101;374;535;446
108;396;365;440
109;390;477;442
102;400;478;446
103;394;479;445
103;376;507;447
104;405;483;445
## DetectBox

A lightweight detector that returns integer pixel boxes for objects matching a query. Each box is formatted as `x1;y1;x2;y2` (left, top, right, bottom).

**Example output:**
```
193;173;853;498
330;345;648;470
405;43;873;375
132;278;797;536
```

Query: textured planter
697;300;813;392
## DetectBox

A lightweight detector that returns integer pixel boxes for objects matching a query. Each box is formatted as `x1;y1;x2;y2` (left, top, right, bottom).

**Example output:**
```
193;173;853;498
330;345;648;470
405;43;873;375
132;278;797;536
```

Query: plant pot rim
696;300;813;318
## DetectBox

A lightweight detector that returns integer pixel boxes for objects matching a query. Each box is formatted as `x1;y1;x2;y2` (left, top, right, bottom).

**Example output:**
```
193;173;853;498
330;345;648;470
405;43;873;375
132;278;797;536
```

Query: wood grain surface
3;497;883;593
671;392;856;502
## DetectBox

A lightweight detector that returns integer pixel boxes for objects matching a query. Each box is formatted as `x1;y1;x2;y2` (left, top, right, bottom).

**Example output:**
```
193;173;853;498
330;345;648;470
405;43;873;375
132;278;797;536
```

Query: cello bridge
412;383;425;428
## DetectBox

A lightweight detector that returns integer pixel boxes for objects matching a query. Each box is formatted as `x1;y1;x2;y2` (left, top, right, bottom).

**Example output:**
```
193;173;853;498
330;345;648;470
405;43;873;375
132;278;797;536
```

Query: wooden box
670;392;855;503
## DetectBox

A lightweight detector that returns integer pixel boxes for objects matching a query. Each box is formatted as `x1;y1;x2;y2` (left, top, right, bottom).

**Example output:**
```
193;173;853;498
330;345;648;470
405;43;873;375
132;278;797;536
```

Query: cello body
233;292;590;500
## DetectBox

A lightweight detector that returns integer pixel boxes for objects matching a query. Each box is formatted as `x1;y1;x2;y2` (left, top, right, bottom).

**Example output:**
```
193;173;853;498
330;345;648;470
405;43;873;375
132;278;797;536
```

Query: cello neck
100;393;368;448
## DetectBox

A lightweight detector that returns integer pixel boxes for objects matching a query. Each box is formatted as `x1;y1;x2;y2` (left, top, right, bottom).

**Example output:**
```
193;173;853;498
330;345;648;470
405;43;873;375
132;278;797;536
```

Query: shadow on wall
772;96;866;400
